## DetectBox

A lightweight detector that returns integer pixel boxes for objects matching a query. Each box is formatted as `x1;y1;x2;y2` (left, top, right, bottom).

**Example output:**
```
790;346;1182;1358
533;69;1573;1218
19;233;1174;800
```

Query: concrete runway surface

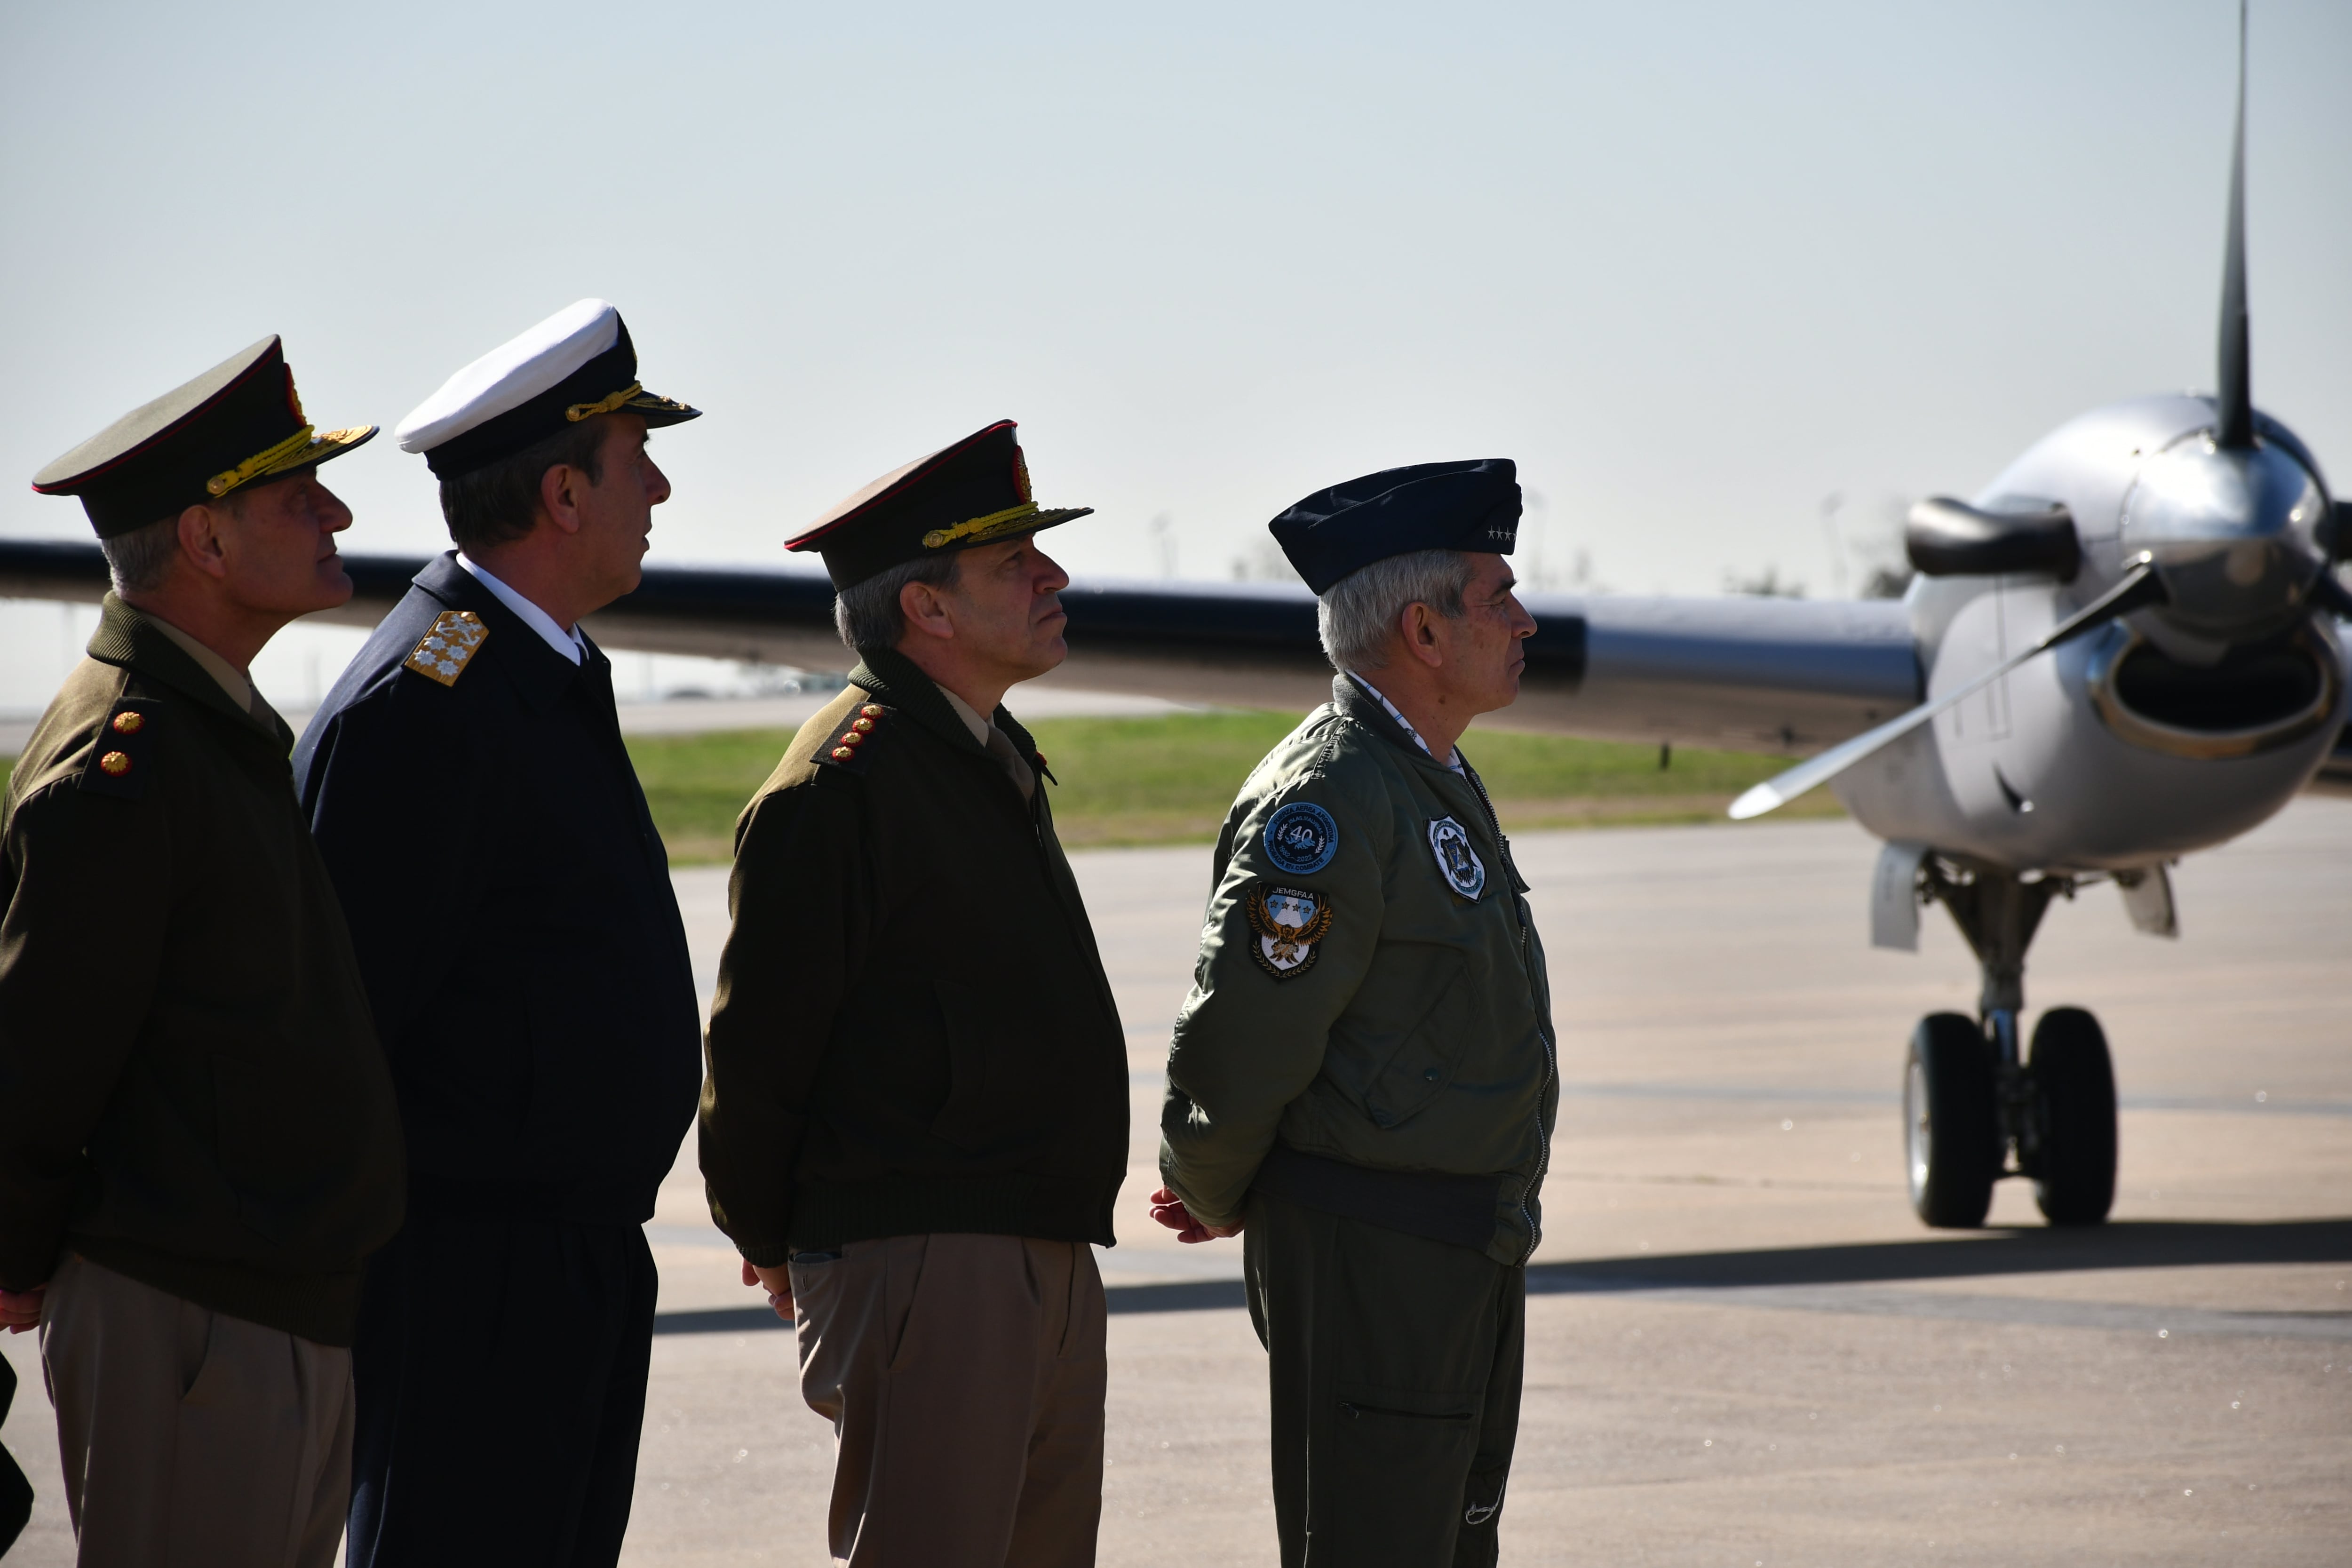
6;799;2348;1565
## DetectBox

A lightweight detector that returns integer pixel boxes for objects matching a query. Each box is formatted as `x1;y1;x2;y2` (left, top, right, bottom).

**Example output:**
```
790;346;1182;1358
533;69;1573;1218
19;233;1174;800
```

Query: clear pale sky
3;0;2346;708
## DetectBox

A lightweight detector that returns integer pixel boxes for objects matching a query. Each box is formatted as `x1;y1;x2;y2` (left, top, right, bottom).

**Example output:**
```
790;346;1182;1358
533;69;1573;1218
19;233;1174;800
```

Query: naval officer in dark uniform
292;300;704;1567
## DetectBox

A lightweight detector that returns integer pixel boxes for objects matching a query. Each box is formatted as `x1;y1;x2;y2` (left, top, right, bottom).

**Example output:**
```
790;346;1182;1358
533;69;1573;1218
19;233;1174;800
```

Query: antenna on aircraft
2215;0;2254;449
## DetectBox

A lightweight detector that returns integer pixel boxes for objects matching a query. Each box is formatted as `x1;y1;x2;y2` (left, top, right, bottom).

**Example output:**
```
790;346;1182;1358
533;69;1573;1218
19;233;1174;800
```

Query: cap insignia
1244;882;1335;980
403;611;490;687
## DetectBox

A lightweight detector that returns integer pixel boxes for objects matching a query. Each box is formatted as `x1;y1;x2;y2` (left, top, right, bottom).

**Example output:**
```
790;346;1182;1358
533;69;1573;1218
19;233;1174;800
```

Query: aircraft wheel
2029;1007;2117;1226
1905;1012;1997;1228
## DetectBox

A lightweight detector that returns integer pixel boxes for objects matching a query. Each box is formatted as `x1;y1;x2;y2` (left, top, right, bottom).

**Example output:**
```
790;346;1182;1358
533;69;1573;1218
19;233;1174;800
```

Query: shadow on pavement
1526;1218;2352;1295
647;1219;2352;1333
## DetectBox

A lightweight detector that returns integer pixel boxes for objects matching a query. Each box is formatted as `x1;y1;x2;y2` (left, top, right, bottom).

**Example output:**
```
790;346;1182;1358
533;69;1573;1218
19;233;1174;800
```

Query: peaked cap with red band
786;419;1093;590
32;337;375;538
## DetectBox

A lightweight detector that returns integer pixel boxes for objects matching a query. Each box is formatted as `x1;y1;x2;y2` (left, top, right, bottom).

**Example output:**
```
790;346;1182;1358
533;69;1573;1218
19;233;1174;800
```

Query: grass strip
626;709;1837;864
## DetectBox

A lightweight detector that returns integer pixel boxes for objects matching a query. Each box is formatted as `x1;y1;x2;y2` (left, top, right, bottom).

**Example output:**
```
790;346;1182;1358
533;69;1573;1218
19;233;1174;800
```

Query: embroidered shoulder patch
1244;883;1334;980
1428;816;1487;900
403;611;489;687
1262;799;1338;875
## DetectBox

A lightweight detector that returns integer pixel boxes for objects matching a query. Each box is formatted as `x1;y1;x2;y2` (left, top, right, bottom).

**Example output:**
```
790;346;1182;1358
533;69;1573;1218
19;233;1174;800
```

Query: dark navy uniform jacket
292;553;700;1223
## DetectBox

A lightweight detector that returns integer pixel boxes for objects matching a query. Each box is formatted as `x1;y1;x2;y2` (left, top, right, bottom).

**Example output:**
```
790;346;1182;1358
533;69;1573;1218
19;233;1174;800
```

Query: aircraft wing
3;538;1926;750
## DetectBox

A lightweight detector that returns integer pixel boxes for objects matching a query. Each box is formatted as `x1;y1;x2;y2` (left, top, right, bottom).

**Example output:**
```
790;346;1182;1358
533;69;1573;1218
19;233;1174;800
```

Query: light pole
1820;491;1849;599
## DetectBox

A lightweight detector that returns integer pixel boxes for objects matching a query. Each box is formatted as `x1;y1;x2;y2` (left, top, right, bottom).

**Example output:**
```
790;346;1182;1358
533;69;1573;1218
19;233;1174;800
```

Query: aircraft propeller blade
2215;0;2255;449
1728;562;2169;820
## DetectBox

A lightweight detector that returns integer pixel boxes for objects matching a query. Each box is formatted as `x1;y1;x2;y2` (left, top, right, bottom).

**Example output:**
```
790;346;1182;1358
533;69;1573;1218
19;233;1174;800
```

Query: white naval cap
394;298;699;480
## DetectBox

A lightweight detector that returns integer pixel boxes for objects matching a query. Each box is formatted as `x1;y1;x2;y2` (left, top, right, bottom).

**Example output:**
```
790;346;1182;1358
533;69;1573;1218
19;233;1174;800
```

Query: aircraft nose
2122;434;2327;639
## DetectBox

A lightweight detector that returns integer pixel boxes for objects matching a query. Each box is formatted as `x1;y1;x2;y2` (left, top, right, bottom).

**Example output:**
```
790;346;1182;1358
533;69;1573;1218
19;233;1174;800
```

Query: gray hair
832;553;964;652
1315;548;1476;673
99;513;186;595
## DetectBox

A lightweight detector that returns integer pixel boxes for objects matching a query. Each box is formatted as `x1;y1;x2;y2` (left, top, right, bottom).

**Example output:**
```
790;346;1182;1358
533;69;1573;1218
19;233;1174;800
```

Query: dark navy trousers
346;1214;659;1568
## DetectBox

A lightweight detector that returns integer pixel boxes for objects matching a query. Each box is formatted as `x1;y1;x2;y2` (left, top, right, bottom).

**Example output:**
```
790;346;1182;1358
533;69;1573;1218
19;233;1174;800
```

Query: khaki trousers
791;1233;1106;1568
39;1253;354;1568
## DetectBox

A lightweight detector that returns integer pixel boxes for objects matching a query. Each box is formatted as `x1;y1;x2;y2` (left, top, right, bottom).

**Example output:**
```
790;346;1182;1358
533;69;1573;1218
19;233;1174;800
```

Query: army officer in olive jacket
1152;461;1554;1568
700;421;1127;1568
1;338;404;1566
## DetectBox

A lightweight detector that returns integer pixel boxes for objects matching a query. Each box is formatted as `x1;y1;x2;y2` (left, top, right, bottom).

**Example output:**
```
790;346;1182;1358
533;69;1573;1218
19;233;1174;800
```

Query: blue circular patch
1263;800;1339;875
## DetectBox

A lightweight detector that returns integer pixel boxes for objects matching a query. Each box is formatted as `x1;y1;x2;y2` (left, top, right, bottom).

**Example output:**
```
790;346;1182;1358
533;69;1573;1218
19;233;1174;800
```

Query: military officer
290;300;704;1568
2;338;406;1565
1151;460;1553;1567
699;420;1129;1568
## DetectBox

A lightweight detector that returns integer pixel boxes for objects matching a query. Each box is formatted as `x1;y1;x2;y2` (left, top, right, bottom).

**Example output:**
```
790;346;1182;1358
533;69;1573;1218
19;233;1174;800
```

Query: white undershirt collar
1347;671;1464;774
457;553;586;666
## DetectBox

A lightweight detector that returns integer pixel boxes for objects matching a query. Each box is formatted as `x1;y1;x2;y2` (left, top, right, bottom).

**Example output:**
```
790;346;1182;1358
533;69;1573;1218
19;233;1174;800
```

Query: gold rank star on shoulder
403;610;490;687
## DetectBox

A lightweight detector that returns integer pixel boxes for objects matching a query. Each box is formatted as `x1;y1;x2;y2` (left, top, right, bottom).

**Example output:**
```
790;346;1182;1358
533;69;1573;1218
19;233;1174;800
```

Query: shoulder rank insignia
79;698;162;799
403;611;489;687
1428;816;1487;900
819;703;890;768
1244;882;1334;980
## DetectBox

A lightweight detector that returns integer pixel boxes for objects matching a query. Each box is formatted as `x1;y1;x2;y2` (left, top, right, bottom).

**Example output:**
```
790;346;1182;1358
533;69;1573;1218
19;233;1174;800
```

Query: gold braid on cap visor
566;382;643;422
206;426;317;497
922;501;1041;550
203;425;373;498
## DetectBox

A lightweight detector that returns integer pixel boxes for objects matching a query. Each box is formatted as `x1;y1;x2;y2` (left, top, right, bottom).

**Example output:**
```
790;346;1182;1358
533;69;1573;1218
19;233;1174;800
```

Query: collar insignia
1245;883;1334;980
404;610;490;687
1429;816;1487;900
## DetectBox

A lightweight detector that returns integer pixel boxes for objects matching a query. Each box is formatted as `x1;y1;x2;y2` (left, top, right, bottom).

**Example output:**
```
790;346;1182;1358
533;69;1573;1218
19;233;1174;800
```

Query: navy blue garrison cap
1268;459;1520;594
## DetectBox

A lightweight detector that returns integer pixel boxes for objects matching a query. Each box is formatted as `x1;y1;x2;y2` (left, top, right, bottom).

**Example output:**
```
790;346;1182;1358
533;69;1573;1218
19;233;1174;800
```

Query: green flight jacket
1159;676;1558;1267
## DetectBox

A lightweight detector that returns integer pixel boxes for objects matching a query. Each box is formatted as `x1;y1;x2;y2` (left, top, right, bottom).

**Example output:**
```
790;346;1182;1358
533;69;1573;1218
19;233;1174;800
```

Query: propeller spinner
1732;0;2346;821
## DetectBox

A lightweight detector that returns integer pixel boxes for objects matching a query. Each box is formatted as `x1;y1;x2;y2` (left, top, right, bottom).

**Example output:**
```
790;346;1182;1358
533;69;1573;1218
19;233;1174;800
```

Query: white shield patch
1428;816;1487;900
1244;883;1334;980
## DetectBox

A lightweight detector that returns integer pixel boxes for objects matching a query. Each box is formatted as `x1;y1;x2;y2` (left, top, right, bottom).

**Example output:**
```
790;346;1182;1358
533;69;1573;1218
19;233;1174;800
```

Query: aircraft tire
2029;1007;2118;1226
1905;1012;1997;1228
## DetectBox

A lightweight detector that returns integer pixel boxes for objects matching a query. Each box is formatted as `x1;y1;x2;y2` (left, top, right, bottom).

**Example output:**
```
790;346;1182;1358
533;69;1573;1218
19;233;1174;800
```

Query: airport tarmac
4;798;2347;1565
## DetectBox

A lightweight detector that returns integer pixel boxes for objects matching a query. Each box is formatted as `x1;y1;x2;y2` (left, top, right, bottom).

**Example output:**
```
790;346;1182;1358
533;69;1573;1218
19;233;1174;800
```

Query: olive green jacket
0;597;405;1345
1159;677;1557;1267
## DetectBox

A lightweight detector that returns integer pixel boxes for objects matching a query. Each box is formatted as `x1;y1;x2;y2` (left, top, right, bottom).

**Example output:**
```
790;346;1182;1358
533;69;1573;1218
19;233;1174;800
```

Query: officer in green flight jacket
699;420;1128;1568
1151;460;1555;1568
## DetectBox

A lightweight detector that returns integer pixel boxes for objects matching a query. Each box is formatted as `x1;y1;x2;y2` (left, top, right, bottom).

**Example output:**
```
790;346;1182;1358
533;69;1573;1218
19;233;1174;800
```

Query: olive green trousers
1243;1191;1525;1568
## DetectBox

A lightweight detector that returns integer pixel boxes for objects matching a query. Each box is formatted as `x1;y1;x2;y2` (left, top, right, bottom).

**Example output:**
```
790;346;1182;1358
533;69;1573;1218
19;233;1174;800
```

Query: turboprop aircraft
0;6;2343;1232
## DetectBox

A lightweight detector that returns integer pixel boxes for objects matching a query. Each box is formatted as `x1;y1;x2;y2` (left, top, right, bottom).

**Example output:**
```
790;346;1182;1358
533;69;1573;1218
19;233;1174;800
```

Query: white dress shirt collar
1346;671;1464;774
457;553;586;666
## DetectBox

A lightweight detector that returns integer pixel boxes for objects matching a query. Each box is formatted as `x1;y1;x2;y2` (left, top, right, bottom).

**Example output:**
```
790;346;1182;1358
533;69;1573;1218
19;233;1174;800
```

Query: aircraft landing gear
1901;862;2119;1229
1905;1013;1996;1226
2026;1008;2117;1225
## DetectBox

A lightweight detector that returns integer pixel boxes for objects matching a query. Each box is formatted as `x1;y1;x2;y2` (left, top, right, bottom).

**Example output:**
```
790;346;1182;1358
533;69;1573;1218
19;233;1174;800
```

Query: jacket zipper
1466;763;1556;1266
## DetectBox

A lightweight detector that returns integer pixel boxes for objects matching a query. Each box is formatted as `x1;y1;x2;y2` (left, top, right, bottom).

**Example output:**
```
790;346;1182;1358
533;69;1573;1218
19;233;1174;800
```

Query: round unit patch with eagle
1243;883;1334;980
